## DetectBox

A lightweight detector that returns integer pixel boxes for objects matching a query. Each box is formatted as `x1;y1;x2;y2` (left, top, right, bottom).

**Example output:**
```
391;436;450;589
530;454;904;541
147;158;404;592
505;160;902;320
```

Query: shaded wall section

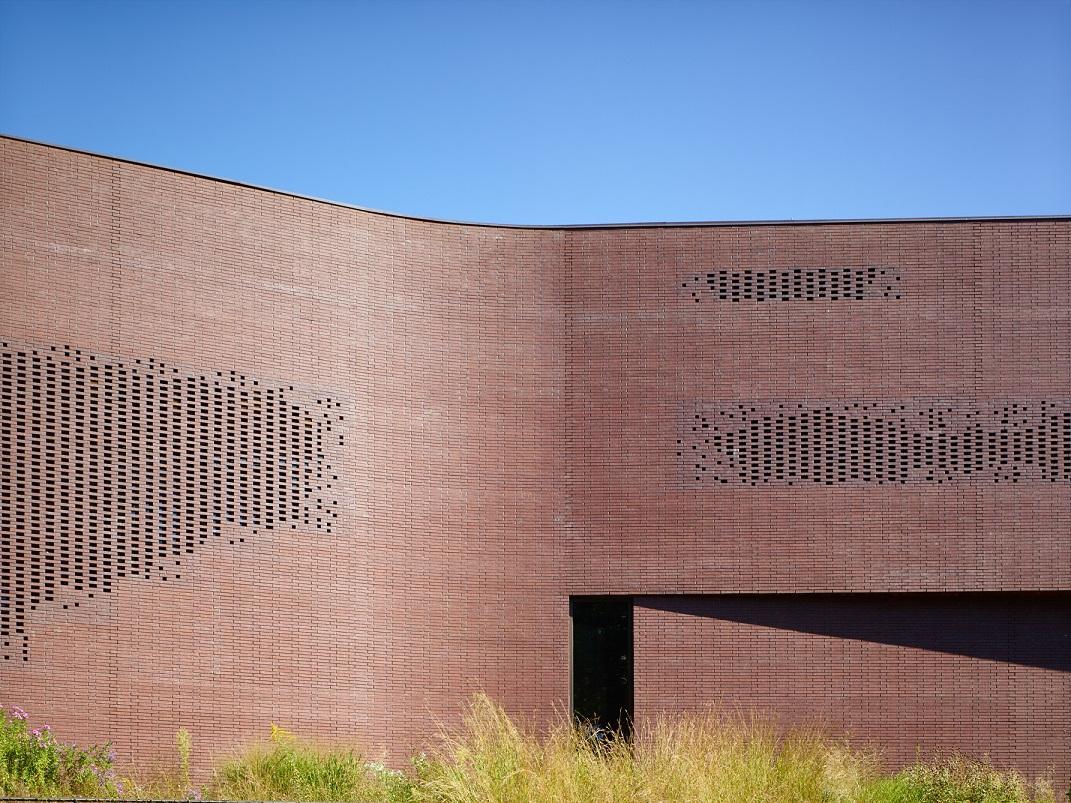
635;593;1071;779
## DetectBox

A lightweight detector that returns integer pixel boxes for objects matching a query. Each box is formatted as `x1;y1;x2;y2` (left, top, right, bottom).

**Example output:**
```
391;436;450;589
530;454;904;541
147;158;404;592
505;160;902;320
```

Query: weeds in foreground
205;723;411;802
413;699;876;802
1;696;1061;802
871;755;1057;803
412;697;1058;803
177;727;193;794
0;703;120;797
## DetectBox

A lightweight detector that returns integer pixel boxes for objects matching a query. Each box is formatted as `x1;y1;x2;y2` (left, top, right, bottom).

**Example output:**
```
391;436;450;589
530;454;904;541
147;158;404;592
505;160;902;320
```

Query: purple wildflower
11;706;27;720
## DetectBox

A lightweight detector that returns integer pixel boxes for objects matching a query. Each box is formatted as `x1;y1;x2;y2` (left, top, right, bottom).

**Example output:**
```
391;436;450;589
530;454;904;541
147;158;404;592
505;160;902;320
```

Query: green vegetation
205;724;411;803
0;704;120;797
177;728;193;794
1;697;1061;802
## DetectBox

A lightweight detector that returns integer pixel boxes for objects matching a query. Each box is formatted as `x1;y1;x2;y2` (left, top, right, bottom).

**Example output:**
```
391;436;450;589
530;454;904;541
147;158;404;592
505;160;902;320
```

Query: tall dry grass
414;695;874;802
411;695;1057;803
3;696;1061;801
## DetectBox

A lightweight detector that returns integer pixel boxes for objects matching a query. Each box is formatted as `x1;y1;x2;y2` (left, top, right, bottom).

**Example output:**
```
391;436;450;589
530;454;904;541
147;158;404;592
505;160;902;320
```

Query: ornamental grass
1;696;1060;802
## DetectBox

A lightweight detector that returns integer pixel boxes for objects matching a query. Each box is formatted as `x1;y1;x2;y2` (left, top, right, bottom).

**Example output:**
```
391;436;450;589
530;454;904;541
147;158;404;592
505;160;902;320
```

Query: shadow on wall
634;592;1071;672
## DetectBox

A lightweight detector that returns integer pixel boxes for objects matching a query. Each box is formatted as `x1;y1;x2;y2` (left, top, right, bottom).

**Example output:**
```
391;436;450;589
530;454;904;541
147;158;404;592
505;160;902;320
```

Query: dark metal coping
4;133;1070;231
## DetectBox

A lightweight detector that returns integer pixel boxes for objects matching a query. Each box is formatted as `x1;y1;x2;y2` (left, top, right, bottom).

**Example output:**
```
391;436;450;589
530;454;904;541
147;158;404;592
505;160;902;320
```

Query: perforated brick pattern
683;266;901;301
0;339;344;661
2;137;1068;784
679;400;1071;486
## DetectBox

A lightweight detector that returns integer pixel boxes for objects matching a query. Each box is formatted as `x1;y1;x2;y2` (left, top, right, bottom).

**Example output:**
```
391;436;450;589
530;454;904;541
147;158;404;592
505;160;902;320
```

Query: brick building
1;135;1068;778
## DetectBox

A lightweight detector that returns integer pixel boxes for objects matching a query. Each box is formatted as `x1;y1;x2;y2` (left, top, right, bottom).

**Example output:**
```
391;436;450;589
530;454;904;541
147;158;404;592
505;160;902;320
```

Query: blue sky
1;0;1068;225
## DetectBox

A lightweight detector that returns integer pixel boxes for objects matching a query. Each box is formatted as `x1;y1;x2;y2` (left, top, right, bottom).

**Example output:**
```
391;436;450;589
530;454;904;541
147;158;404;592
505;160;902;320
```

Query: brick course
1;136;1068;779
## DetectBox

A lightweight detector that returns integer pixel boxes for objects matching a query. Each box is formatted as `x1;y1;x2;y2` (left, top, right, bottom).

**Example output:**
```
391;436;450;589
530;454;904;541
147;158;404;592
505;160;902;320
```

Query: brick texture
634;594;1070;778
0;136;1068;780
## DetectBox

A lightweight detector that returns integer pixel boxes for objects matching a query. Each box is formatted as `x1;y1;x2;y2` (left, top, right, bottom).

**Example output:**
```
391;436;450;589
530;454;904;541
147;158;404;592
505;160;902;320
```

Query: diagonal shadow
634;592;1071;672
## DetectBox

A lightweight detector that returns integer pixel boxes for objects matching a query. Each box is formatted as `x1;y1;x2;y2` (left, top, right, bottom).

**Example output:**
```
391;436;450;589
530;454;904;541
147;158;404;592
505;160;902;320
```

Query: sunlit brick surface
1;137;1068;779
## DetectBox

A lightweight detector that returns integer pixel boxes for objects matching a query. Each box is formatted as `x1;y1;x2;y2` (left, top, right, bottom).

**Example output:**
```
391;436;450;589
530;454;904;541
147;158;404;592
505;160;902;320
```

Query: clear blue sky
1;0;1069;225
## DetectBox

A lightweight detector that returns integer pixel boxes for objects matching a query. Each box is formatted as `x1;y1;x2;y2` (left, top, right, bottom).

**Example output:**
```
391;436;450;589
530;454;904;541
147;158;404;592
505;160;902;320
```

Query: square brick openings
0;136;1068;780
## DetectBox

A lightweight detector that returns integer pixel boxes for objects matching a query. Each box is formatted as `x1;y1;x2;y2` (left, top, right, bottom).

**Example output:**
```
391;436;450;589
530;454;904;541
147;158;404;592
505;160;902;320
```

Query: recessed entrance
570;595;633;737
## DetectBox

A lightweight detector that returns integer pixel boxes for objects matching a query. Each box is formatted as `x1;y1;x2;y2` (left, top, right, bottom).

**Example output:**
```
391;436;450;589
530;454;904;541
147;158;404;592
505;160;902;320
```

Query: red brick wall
1;136;1068;779
563;223;1071;595
0;136;569;769
634;594;1070;780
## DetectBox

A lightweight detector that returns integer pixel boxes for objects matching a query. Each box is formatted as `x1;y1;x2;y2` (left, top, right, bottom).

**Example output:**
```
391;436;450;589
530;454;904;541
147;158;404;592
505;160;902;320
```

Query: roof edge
4;133;1070;231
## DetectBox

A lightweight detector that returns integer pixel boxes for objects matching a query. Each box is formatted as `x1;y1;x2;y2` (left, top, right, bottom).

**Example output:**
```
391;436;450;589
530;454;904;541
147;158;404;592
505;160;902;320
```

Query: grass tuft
413;696;879;802
873;754;1058;803
205;724;411;802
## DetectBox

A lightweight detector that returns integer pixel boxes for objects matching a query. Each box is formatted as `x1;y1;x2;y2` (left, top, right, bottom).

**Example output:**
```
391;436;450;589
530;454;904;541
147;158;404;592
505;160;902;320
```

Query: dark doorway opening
570;596;633;738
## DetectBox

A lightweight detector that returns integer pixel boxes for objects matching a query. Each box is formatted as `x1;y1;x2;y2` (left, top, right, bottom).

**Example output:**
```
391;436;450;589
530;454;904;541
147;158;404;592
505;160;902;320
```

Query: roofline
4;133;1070;231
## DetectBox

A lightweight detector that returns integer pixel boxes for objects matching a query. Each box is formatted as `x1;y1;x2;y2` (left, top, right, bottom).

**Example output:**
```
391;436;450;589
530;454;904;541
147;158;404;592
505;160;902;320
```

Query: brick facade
1;136;1068;779
634;594;1070;776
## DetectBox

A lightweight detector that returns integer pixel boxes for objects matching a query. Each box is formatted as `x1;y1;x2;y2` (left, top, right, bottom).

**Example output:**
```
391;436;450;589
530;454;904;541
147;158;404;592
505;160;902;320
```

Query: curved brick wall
1;136;1068;779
